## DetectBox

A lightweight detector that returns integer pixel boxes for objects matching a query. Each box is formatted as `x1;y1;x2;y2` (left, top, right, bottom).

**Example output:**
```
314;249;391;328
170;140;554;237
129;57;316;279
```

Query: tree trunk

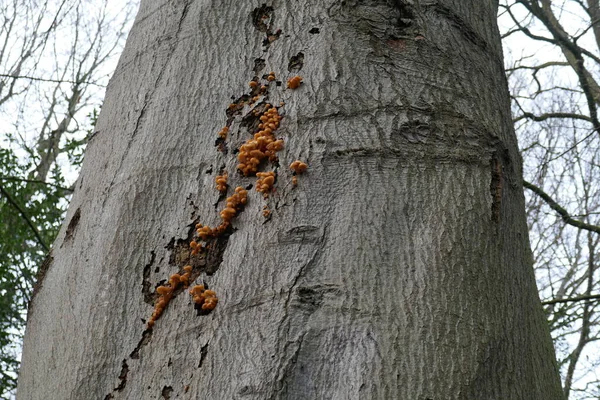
18;1;565;399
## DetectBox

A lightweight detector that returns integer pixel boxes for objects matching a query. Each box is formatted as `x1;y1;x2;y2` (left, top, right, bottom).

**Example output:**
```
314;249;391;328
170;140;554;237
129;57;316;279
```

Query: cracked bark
19;1;564;399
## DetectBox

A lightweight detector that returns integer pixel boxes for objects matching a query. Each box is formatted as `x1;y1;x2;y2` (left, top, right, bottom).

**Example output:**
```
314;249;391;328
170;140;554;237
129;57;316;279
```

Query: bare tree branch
514;111;593;123
523;180;600;234
542;293;600;305
0;73;105;87
0;176;73;192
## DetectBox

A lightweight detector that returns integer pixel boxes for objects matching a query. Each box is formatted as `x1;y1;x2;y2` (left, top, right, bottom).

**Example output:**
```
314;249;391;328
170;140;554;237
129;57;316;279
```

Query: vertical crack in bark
133;0;191;136
129;329;153;360
102;359;129;399
167;220;201;269
197;342;210;368
115;359;129;391
63;207;81;241
490;155;503;223
142;251;157;305
29;250;53;308
175;0;192;39
165;217;228;277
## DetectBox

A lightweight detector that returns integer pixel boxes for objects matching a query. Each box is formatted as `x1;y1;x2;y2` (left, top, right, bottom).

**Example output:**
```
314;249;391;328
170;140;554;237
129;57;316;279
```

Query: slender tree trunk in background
18;1;565;399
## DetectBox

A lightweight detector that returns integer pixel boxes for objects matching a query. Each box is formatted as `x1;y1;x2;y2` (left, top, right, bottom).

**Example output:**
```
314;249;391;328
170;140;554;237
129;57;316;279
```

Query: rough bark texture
18;1;564;399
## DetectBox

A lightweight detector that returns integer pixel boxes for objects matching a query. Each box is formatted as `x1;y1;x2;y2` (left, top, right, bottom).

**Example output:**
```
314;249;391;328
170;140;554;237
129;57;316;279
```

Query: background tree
0;0;136;397
500;1;600;397
17;1;564;399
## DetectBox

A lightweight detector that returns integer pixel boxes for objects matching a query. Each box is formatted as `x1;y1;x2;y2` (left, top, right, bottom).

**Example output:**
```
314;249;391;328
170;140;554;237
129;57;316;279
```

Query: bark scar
29;250;53;310
198;341;210;368
64;207;81;241
102;359;129;400
426;3;487;51
288;52;304;72
490;155;503;223
250;4;281;48
142;251;157;305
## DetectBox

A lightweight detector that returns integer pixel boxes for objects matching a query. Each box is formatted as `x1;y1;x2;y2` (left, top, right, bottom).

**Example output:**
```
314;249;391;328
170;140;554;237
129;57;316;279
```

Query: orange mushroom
287;76;302;89
290;160;308;174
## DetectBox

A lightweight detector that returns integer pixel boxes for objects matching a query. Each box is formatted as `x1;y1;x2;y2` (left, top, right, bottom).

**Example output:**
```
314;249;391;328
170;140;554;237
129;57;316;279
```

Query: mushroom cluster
189;284;218;312
237;105;284;176
189;239;202;256
290;160;308;187
290;160;308;174
256;171;275;196
147;265;193;328
219;186;248;223
195;186;248;240
215;173;228;193
146;71;308;329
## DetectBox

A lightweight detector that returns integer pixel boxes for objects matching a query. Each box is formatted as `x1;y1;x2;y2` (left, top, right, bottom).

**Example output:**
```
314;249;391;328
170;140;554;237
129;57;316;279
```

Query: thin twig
0;73;106;87
523;180;600;234
0;184;49;251
542;293;600;305
0;176;73;192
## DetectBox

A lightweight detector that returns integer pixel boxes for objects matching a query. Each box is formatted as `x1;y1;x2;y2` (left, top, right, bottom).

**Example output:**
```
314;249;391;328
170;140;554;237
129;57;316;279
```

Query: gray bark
18;1;565;399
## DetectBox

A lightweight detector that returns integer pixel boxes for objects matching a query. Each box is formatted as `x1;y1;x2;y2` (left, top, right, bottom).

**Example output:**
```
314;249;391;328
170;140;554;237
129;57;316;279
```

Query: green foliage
0;147;70;398
0;108;97;398
2;116;99;399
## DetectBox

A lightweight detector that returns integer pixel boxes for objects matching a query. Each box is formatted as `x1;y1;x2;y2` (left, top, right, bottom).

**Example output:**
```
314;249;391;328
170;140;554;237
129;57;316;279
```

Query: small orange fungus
287;76;302;89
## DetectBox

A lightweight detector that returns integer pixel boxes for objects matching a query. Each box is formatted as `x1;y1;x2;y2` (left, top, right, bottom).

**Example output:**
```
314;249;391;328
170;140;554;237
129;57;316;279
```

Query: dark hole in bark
253;58;266;74
250;4;273;32
198;342;210;368
64;207;81;241
392;0;414;29
288;52;305;72
161;386;173;399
